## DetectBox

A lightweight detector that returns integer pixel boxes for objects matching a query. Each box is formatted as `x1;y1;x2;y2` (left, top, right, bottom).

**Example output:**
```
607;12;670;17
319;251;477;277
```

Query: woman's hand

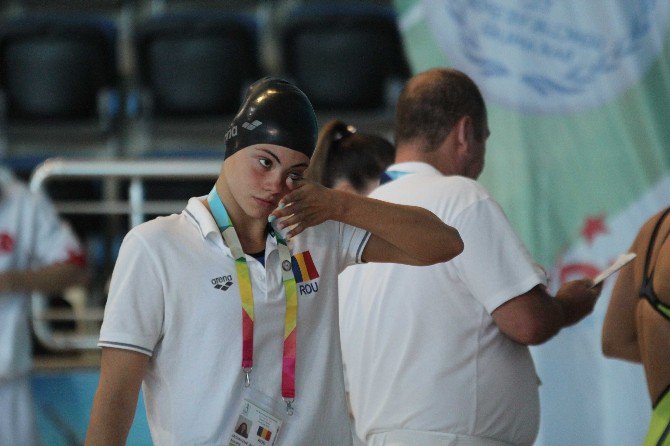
270;178;340;238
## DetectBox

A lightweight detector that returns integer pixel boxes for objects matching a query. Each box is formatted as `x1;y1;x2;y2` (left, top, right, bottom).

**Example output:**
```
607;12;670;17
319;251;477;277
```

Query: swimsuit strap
640;207;670;322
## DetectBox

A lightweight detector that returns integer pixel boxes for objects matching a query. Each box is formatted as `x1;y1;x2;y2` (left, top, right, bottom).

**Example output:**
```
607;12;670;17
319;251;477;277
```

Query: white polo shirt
0;168;83;380
339;162;547;446
99;196;370;445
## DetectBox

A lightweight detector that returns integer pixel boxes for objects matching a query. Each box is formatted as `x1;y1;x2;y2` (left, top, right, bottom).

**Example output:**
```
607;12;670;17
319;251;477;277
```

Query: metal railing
29;157;221;350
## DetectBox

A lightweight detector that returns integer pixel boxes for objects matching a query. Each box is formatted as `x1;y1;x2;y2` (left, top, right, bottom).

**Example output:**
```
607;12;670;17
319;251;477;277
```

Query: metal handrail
29;157;221;350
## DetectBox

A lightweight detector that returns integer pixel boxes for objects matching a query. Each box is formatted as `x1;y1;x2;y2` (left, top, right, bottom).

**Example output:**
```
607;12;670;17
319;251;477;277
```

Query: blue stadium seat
134;11;260;118
14;0;133;13
0;15;121;168
148;0;260;13
128;11;260;155
0;16;119;123
278;2;410;111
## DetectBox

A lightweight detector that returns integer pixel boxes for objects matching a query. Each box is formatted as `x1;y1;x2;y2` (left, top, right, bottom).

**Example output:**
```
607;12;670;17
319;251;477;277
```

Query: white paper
592;253;637;286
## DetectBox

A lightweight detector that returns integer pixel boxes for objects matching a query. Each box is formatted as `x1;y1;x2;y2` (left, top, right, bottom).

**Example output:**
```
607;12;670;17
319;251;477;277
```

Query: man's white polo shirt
99;196;369;445
339;162;547;445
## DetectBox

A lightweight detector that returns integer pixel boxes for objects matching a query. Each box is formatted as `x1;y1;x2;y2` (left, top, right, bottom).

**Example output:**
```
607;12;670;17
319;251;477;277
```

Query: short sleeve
98;231;165;356
31;191;83;267
451;197;547;313
337;222;370;273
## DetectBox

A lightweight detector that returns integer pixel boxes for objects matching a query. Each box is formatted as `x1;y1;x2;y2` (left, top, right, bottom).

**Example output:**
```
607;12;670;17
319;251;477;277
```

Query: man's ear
456;115;473;153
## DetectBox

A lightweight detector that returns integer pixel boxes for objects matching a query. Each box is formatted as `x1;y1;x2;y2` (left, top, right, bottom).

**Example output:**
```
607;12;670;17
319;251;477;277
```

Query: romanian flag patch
291;251;319;283
257;426;272;441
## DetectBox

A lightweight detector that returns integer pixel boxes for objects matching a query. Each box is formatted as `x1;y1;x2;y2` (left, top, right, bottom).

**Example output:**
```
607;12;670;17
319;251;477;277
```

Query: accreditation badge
228;398;283;446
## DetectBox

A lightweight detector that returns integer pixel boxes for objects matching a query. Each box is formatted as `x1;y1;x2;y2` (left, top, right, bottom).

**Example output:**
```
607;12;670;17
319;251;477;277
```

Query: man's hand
493;279;603;345
0;271;15;294
555;279;602;327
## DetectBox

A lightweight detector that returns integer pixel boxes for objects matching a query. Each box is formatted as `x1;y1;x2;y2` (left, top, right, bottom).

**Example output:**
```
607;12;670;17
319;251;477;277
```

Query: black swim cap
224;77;318;159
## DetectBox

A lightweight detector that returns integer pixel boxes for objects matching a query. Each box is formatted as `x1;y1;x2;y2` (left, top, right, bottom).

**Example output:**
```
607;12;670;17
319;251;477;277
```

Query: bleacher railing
29;158;221;350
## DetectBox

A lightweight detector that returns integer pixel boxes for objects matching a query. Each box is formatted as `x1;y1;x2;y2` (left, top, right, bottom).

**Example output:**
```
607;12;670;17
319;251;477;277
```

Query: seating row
0;1;410;172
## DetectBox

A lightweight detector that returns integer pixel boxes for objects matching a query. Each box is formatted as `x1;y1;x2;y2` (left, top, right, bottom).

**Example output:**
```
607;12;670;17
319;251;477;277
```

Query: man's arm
85;348;150;446
0;261;87;295
492;280;601;345
271;180;464;266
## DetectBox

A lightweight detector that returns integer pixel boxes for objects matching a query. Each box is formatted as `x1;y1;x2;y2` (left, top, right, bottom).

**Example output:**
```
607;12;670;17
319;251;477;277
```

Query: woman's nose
264;171;284;193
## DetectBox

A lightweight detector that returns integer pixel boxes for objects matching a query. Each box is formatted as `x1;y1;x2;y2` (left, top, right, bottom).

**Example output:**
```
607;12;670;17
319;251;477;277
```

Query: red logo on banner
0;232;14;253
559;262;601;284
581;214;608;244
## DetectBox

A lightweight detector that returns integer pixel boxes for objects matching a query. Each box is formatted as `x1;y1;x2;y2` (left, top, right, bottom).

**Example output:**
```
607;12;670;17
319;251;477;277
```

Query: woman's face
223;144;310;220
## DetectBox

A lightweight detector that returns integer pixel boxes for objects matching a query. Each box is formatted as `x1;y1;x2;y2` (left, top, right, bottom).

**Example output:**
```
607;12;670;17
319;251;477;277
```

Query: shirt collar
185;196;219;239
184;196;280;253
386;161;443;177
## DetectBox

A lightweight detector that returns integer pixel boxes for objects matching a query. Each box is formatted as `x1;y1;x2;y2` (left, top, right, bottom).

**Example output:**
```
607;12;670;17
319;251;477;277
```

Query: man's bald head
394;68;487;152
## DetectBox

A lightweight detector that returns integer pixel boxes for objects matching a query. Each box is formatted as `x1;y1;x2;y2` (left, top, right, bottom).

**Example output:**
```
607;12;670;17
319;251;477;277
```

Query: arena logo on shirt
291;251;320;295
0;232;14;253
211;274;234;291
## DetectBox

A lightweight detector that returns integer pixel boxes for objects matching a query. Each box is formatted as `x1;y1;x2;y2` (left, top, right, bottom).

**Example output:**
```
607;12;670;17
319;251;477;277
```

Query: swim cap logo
419;0;670;113
242;120;263;130
225;125;238;141
224;120;262;142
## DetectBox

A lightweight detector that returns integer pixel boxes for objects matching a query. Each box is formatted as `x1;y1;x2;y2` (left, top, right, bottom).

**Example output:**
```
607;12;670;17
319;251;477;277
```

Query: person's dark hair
307;120;395;192
394;68;487;151
236;422;248;436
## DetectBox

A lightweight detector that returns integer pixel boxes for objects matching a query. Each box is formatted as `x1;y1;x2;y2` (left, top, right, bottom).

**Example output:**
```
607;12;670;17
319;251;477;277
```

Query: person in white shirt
339;68;602;446
0;167;86;446
308;119;396;446
84;77;463;446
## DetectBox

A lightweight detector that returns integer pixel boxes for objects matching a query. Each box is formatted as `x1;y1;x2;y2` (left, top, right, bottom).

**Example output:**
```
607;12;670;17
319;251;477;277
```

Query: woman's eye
259;158;272;168
289;172;303;181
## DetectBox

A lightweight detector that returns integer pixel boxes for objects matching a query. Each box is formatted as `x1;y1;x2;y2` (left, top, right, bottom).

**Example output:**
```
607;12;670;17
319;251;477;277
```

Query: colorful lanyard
380;170;410;185
207;187;299;415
